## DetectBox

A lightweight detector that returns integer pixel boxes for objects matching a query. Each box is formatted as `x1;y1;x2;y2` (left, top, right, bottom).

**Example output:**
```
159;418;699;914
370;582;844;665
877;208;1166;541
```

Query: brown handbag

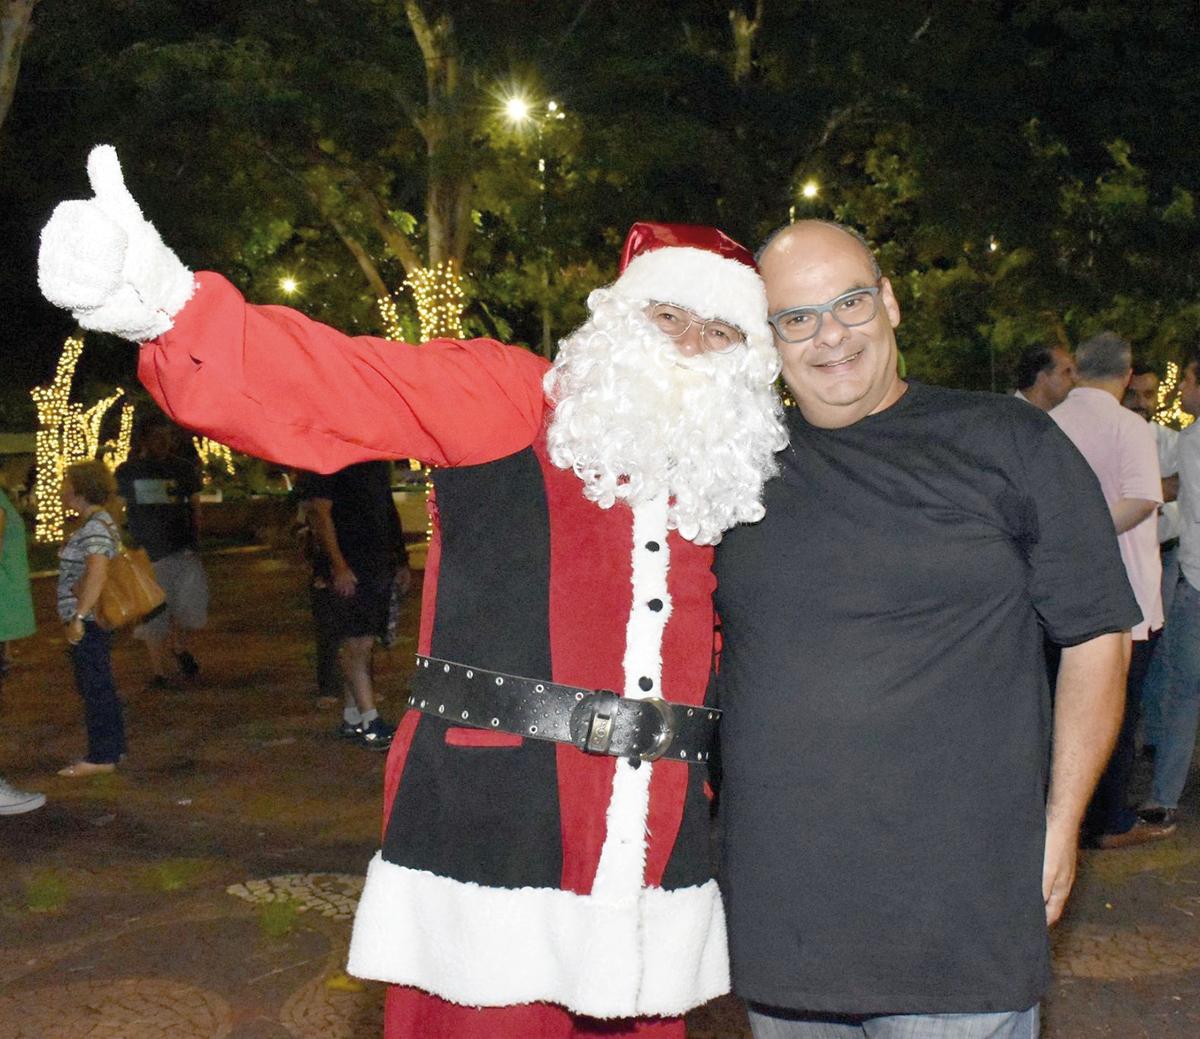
94;519;167;630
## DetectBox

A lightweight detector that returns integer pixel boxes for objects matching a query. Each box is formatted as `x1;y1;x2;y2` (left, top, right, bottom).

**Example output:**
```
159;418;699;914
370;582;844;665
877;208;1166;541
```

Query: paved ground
1;547;1199;1038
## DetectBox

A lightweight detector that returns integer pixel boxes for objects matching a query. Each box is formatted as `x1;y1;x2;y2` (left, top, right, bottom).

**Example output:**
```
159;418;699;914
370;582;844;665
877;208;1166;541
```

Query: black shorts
311;570;393;641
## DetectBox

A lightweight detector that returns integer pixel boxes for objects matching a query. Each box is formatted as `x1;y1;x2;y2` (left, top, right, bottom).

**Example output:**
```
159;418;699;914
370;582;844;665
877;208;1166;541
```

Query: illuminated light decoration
30;336;84;543
103;402;136;470
1154;361;1195;430
988;237;1000;253
75;388;125;460
378;294;404;341
406;261;465;341
279;276;299;295
801;179;819;200
193;436;237;477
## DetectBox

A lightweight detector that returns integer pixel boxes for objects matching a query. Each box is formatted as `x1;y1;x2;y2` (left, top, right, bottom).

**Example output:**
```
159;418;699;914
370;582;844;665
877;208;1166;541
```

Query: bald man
713;221;1140;1038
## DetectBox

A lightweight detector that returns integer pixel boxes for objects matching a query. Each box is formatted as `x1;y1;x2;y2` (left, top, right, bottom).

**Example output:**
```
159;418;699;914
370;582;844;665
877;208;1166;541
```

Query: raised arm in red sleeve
138;272;551;473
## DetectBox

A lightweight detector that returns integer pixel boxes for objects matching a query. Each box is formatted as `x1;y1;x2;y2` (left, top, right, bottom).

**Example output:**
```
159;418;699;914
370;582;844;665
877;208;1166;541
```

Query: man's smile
813;349;864;369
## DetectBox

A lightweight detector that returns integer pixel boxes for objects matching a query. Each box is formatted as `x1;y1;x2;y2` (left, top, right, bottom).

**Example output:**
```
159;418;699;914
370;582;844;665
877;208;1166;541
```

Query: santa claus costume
38;148;786;1038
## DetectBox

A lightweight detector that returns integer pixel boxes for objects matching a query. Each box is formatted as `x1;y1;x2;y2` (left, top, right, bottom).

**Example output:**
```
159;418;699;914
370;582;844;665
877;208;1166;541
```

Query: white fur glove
38;145;196;342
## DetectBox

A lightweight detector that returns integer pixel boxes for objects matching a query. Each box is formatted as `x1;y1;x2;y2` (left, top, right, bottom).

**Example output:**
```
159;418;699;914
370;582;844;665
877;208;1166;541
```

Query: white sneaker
0;778;46;815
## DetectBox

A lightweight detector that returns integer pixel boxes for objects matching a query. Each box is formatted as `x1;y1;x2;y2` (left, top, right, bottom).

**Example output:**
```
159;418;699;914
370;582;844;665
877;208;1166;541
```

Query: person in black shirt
296;462;409;749
715;221;1139;1038
114;416;208;687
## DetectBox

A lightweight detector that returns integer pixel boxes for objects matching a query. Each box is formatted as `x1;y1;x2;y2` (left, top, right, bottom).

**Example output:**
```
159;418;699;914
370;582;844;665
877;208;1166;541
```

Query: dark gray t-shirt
714;382;1140;1015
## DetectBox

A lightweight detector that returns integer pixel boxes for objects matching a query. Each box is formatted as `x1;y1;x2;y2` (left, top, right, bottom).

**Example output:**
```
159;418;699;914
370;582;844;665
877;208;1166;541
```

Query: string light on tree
192;436;237;477
103;403;136;470
77;388;125;459
406;261;465;340
1155;361;1195;430
378;294;405;341
30;336;85;543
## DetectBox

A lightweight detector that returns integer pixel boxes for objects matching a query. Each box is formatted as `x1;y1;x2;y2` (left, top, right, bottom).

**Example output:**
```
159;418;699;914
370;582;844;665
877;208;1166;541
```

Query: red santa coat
139;273;728;1028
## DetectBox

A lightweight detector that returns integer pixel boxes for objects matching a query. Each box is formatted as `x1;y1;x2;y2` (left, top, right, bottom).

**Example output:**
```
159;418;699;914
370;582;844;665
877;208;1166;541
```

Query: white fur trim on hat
611;245;768;341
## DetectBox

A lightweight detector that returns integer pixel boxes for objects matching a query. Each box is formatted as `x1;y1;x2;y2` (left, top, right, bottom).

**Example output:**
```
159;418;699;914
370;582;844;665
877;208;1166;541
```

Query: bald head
758;220;904;429
758;221;881;280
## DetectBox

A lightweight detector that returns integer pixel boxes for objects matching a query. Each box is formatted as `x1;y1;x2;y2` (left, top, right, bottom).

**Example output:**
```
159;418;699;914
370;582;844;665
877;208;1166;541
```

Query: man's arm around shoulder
1043;631;1128;925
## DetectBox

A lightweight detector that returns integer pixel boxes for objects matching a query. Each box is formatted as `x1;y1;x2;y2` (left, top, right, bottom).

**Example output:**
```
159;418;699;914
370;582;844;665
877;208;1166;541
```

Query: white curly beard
543;288;787;545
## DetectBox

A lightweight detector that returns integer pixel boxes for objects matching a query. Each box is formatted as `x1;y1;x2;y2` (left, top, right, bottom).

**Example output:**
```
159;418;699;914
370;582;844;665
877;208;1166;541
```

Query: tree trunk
0;0;37;150
729;0;764;83
405;0;474;269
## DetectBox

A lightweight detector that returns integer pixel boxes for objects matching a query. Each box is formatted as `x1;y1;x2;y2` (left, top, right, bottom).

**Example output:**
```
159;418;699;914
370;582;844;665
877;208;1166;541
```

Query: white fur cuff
347;853;730;1019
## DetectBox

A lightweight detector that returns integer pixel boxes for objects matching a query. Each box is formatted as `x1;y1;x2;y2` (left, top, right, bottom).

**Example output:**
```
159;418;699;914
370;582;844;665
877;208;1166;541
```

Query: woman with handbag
56;460;126;777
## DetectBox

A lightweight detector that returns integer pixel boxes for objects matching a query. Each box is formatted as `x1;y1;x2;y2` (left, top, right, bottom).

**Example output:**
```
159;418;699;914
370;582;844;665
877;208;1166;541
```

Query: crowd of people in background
1014;334;1200;846
0;413;412;814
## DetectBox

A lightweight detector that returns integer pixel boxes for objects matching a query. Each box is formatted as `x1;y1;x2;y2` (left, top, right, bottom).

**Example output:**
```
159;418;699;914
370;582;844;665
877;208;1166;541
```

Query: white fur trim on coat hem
346;853;730;1018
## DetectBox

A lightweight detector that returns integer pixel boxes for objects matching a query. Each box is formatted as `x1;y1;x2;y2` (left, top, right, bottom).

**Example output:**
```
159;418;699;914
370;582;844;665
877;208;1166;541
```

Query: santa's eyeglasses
645;302;745;353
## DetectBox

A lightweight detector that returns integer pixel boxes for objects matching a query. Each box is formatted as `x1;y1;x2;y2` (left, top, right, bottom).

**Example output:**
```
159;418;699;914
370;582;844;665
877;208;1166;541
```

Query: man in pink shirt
1051;332;1163;848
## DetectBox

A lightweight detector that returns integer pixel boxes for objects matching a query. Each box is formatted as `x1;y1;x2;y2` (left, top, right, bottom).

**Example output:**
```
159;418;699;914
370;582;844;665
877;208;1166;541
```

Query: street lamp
504;96;531;124
502;95;564;357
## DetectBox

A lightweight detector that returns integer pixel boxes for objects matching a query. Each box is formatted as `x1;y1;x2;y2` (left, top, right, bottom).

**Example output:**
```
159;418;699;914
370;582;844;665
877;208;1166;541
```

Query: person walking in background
0;481;44;814
297;462;408;750
115;414;209;689
57;460;125;778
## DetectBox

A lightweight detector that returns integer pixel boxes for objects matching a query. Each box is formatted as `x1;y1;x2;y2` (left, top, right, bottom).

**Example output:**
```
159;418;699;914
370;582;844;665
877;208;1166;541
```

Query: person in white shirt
1140;349;1200;836
1123;364;1181;760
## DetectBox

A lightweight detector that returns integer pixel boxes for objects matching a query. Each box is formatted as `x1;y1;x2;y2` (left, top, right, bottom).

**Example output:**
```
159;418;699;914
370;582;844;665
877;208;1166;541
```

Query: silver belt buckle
581;690;620;755
638;697;677;761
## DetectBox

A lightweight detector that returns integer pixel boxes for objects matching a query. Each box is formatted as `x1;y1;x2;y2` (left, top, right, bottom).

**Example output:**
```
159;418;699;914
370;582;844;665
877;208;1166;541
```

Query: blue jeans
1141;544;1181;749
69;621;126;764
748;1006;1039;1039
1148;574;1200;808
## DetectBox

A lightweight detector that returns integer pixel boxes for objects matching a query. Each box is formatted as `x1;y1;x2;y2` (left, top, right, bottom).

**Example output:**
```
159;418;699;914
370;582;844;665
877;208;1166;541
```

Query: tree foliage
0;0;1197;425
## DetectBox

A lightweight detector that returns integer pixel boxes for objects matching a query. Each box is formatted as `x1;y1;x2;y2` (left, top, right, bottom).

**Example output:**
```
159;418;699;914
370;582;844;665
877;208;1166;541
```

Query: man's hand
38;145;195;342
1042;818;1078;926
332;565;358;598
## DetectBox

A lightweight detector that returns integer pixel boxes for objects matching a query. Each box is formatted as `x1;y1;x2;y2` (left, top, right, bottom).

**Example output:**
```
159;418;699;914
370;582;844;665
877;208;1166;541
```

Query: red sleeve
138;272;550;472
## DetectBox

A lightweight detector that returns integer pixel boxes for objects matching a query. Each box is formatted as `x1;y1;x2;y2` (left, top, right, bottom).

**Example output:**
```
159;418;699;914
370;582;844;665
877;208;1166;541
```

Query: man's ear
879;277;901;329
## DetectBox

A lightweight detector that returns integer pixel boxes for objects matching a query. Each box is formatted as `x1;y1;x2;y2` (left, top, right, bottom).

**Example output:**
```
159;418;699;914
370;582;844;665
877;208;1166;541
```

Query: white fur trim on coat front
593;493;670;899
347;854;729;1018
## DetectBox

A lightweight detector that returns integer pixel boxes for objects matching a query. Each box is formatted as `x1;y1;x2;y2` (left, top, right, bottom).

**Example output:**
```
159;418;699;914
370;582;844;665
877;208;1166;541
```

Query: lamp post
503;94;562;357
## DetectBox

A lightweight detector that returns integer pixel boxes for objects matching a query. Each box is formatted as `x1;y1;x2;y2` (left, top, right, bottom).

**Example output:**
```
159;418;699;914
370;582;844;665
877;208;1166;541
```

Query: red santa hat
609;221;768;342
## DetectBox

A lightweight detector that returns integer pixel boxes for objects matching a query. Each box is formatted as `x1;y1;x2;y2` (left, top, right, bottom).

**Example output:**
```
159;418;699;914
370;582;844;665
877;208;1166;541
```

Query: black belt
407;655;719;765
